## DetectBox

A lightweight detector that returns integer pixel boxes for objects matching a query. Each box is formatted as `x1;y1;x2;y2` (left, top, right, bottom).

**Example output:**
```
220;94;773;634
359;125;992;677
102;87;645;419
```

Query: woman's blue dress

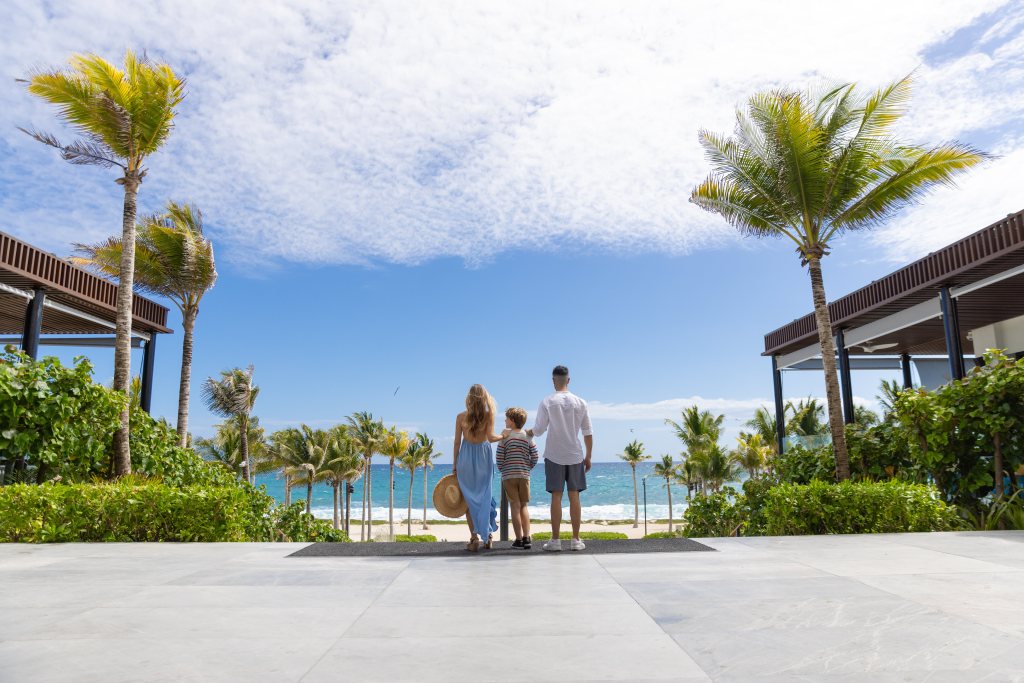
457;440;498;539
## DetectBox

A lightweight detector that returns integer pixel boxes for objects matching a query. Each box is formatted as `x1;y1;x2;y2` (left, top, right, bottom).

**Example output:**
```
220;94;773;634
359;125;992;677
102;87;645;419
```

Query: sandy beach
349;519;679;541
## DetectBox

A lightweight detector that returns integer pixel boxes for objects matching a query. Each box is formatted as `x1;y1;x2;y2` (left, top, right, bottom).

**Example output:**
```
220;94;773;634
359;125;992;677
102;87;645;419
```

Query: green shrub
395;534;437;542
129;411;238;488
642;531;681;539
0;481;349;543
532;531;628;541
774;444;836;484
682;488;743;537
0;350;123;482
760;480;958;535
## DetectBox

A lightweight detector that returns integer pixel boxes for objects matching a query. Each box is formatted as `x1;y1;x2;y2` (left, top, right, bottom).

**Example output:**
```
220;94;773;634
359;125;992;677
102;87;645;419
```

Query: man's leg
550;490;563;539
568;490;582;540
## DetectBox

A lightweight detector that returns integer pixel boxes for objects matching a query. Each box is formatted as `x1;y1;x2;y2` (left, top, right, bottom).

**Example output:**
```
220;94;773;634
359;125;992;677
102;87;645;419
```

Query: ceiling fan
856;341;898;353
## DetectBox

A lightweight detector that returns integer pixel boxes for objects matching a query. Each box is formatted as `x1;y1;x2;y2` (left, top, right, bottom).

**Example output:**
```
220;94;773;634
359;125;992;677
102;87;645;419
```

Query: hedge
395;534;437;542
532;531;628;541
0;480;349;543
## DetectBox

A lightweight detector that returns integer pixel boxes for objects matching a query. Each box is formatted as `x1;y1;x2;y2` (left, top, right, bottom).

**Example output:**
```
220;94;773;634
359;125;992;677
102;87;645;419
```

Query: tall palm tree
746;407;779;455
400;441;424;537
416;433;436;530
195;417;267;479
268;427;304;506
666;406;724;454
322;427;362;530
652;454;677;533
346;411;385;541
201;365;258;483
74;202;217;446
676;457;700;499
619;440;650;528
280;425;335;515
701;444;742;493
786;398;828;436
691;76;986;479
380;426;411;540
22;52;186;475
732;433;770;480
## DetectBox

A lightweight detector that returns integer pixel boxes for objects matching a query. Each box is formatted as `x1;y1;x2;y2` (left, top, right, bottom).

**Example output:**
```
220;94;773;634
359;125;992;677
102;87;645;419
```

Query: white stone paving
2;532;1024;682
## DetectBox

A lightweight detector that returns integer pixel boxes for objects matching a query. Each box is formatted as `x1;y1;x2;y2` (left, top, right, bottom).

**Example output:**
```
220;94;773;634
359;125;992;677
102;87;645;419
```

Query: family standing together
451;365;594;552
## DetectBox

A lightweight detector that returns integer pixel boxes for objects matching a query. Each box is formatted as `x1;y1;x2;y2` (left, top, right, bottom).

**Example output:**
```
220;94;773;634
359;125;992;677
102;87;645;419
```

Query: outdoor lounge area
4;531;1024;682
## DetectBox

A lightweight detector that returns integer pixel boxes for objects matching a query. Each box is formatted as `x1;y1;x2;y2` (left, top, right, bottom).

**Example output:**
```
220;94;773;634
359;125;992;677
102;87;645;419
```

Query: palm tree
732;432;770;479
746;407;779;455
322;427;362;531
380;426;411;540
346;411;385;541
195;417;267;479
786;398;828;436
74;202;217;446
400;441;424;537
619;440;650;528
268;427;304;506
691;76;987;480
652;455;677;533
676;457;700;499
666;406;724;454
285;425;335;515
22;52;186;475
201;365;258;483
701;444;742;493
416;433;436;530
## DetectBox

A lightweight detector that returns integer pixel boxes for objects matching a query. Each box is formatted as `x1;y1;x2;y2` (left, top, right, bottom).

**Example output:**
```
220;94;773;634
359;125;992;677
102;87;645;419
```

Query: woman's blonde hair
464;384;496;436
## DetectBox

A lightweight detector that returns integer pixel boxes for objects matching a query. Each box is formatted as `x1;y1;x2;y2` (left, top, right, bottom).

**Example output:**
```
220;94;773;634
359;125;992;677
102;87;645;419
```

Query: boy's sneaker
511;538;524;549
522;535;532;550
542;538;562;552
569;538;586;551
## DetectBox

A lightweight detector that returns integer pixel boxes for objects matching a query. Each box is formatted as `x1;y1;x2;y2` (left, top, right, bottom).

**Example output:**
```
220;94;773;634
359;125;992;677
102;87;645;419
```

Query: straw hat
433;473;467;518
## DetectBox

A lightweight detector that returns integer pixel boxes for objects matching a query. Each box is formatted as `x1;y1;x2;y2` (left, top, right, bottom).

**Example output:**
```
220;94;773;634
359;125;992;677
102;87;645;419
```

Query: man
529;365;593;551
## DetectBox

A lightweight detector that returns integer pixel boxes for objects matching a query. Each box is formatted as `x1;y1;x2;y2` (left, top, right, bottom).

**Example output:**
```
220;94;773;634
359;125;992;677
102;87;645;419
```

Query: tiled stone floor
2;532;1023;682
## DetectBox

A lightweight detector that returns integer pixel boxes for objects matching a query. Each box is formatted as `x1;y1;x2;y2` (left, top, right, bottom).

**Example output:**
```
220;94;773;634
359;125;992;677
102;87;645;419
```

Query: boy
496;407;539;549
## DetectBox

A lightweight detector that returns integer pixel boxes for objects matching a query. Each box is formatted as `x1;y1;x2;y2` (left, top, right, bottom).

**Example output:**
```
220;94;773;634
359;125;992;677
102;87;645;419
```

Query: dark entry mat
289;537;714;558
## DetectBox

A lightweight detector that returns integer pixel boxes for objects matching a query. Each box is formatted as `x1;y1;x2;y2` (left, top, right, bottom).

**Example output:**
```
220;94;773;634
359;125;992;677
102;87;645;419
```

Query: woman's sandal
484;534;493;550
466;537;480;552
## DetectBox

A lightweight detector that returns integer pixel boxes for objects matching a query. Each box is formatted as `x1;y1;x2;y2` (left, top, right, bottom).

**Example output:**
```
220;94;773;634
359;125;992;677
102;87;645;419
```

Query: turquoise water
255;461;689;521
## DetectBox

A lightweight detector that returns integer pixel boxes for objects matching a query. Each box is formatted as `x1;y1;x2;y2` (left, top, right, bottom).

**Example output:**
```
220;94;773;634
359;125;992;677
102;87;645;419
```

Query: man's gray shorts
545;460;587;493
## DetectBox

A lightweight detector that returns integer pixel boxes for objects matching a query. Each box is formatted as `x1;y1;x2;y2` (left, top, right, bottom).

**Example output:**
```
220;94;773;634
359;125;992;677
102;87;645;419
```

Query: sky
2;1;1023;461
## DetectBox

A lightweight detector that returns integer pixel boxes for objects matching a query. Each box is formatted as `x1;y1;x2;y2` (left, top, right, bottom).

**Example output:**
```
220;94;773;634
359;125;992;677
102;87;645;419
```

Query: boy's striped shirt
496;431;539;480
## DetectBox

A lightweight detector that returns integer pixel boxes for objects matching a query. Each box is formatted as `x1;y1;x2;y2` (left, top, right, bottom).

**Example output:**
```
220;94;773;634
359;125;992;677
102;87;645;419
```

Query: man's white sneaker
569;538;586;551
542;539;562;552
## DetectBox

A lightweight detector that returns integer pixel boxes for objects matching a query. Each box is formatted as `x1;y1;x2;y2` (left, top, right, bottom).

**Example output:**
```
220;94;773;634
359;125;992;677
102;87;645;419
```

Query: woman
452;384;502;551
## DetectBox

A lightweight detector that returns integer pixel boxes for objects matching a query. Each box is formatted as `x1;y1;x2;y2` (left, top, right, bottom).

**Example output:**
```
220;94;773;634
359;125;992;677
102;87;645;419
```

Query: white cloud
589;394;879;423
1;0;1018;265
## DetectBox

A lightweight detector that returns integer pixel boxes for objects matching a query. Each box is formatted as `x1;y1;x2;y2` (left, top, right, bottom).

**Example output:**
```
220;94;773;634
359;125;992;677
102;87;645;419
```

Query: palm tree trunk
306;477;313;515
239;416;250;484
360;457;369;541
112;173;141;476
407;466;415;537
345;480;352;534
994;432;1005;498
422;463;429;530
284;473;291;506
388;457;395;540
807;256;851;480
366;457;374;538
666;477;673;533
631;465;638;528
175;307;197;446
333;482;341;530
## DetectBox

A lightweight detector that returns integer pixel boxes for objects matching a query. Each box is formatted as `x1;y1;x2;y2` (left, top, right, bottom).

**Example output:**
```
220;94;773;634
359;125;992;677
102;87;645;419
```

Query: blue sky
2;2;1023;460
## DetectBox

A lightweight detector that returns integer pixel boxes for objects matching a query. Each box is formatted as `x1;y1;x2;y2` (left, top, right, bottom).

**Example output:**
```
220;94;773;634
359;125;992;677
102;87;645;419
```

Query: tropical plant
853;405;880;428
619;440;650;528
201;365;258;483
74;202;217;446
652;454;677;532
380;426;411;540
346;411;385;541
277;425;336;515
746;406;779;454
666;406;723;453
415;432;436;530
194;417;268;480
697;444;742;494
691;76;986;480
785;398;828;436
322;427;362;531
267;427;303;506
22;51;186;475
732;432;771;479
400;440;424;537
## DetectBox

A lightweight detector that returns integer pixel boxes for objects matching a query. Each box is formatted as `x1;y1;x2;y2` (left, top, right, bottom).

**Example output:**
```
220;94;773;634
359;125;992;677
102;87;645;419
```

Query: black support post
21;287;45;360
140;334;157;414
772;356;786;455
499;489;509;541
939;287;965;381
835;329;855;424
900;353;913;390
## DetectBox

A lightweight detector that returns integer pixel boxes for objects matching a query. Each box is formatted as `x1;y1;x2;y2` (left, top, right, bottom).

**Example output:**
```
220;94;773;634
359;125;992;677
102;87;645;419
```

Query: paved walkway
2;532;1023;682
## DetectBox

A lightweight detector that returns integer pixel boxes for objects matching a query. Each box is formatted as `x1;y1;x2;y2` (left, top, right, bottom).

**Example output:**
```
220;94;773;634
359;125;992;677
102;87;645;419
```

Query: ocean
254;461;690;522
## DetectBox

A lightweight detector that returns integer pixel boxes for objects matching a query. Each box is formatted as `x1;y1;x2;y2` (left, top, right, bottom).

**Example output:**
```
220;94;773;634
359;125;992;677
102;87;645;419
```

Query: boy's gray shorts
544;459;587;493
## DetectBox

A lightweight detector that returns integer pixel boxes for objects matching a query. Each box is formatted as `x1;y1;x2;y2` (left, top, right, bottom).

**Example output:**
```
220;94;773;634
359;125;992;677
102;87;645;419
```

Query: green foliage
395;534;437;542
681;488;743;537
773;444;836;485
0;350;123;482
759;480;958;535
130;409;238;488
642;531;681;539
532;531;628;541
0;481;348;543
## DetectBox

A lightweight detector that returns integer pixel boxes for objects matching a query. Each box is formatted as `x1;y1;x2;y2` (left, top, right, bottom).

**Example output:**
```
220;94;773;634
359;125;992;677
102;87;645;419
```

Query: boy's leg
520;481;531;537
509;501;523;539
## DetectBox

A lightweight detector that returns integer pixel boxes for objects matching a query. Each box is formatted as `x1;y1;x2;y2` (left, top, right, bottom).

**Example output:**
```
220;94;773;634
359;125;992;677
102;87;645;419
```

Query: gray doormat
289;537;714;558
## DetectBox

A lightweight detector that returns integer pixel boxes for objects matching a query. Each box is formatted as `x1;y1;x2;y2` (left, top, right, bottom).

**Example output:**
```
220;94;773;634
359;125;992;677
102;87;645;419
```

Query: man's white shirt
532;390;592;465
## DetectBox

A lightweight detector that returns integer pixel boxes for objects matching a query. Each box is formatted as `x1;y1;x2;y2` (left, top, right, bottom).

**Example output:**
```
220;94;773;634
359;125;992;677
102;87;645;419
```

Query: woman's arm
452;413;464;475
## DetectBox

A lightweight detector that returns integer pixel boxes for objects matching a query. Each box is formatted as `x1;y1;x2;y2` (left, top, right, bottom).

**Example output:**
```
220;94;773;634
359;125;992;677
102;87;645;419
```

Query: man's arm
530;400;549;438
581;401;593;472
583;434;593;472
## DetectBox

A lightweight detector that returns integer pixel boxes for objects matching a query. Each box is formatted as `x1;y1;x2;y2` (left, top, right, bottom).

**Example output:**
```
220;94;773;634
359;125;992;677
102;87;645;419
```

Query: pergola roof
764;209;1024;367
0;230;171;338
